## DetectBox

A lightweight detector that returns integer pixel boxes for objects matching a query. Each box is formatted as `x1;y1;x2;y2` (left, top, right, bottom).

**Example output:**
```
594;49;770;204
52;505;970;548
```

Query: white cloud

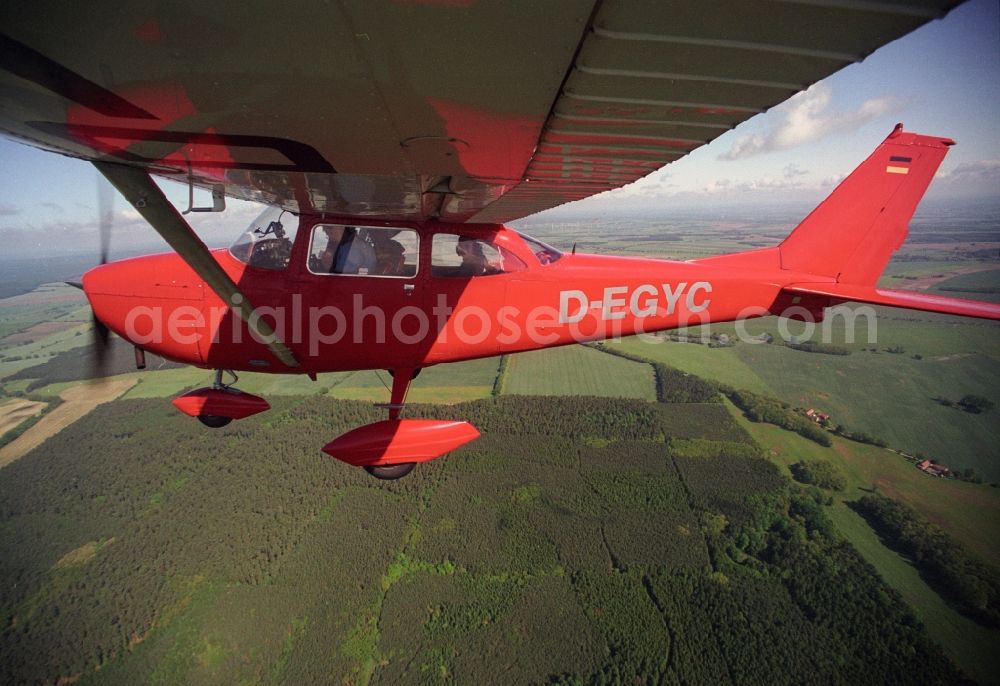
928;159;1000;198
936;159;1000;182
0;203;18;216
720;83;897;160
783;163;808;178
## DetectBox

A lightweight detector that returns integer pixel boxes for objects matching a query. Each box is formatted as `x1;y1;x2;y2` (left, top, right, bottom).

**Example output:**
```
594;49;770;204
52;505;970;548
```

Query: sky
0;0;997;253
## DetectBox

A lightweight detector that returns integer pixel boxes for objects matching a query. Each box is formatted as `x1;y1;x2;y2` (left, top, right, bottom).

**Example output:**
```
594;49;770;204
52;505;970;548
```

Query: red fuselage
82;219;813;374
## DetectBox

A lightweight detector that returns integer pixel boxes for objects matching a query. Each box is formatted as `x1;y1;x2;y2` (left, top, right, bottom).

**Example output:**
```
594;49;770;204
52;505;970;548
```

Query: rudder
779;124;953;286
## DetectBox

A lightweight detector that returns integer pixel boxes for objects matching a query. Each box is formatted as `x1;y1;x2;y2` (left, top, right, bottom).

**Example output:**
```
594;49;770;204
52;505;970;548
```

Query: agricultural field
0;377;136;468
326;356;503;404
501;344;656;400
930;268;1000;303
0;398;45;436
0;283;90;342
604;310;1000;481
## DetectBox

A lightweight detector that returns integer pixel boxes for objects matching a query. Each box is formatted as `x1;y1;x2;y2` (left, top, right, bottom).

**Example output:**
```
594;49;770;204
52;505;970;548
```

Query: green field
0;284;89;341
605;336;770;393
502;344;656;400
726;398;1000;567
930;268;1000;303
725;398;1000;683
326;357;502;404
603;313;1000;481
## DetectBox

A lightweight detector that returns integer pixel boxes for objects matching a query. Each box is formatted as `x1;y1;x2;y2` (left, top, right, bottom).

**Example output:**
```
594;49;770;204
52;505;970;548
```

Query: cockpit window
308;225;418;278
229;207;299;270
517;232;562;265
431;234;526;277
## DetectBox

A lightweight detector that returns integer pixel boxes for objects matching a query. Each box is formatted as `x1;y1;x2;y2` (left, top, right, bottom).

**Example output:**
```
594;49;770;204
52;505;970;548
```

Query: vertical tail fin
779;124;953;286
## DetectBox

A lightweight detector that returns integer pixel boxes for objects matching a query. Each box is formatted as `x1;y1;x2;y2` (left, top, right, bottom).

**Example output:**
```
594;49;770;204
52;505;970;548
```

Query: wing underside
0;0;961;223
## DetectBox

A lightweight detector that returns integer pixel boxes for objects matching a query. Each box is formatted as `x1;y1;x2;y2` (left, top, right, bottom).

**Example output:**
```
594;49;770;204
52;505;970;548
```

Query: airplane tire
198;414;233;428
363;462;416;480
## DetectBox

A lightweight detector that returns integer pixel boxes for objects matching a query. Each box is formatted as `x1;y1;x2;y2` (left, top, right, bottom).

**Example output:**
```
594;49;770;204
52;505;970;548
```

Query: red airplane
0;2;995;478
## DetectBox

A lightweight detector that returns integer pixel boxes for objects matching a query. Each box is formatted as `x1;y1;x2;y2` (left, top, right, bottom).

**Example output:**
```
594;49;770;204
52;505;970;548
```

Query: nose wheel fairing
172;386;271;421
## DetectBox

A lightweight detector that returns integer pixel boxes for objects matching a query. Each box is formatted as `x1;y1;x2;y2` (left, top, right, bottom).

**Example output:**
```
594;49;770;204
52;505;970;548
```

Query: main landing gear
365;368;419;480
172;367;479;481
321;367;480;480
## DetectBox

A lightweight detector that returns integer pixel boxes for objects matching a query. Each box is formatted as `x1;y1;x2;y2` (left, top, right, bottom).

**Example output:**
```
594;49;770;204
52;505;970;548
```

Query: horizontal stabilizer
783;283;1000;320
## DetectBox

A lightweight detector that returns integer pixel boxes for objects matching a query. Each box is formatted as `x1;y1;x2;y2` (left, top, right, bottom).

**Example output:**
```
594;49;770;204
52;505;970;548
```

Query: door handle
403;284;415;296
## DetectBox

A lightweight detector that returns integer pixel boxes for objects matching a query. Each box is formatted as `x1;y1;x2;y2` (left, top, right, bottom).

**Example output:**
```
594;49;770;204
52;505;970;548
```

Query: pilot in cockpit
455;236;489;276
313;225;345;273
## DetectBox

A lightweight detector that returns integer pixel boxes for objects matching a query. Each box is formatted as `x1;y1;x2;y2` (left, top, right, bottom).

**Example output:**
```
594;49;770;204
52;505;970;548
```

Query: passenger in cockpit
333;227;377;275
372;231;406;276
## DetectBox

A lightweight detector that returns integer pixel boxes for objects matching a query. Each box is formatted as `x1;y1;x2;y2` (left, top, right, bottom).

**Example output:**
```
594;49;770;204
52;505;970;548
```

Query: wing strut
93;161;300;369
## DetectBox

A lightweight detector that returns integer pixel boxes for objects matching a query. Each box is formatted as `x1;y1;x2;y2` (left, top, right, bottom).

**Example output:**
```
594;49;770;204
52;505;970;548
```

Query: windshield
229;207;300;270
516;232;562;265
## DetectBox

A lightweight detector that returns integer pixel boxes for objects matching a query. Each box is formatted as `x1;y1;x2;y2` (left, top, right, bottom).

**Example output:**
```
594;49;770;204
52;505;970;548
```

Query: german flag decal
886;155;912;174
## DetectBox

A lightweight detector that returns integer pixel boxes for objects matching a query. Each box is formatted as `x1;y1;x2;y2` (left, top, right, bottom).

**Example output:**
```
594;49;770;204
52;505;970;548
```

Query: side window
307;225;418;277
431;234;526;278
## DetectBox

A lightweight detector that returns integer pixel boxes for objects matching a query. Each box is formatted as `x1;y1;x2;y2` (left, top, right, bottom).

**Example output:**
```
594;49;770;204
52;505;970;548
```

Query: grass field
603;311;1000;481
114;356;503;406
930;268;1000;303
327;357;501;404
502;344;656;400
0;287;92;383
604;336;770;393
727;399;1000;568
0;284;89;341
724;398;1000;683
826;504;1000;686
734;342;1000;481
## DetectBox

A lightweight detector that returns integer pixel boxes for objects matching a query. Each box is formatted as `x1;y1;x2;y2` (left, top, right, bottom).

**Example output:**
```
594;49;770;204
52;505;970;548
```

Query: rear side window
308;225;418;277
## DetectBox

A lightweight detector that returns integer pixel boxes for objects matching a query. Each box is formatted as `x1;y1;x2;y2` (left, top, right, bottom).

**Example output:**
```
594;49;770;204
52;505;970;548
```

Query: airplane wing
0;1;962;223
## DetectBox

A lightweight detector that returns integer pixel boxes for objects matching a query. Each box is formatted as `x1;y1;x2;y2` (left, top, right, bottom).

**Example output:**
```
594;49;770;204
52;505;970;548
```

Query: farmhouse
806;408;831;424
917;459;951;477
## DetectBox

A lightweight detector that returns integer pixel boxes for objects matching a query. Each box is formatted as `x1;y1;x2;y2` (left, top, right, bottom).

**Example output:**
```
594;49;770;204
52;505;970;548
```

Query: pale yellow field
0;378;136;468
0;399;46;435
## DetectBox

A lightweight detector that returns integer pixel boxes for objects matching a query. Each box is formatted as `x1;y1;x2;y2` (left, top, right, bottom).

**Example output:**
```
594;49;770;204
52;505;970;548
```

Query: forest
854;493;1000;629
0;394;969;685
725;389;833;447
